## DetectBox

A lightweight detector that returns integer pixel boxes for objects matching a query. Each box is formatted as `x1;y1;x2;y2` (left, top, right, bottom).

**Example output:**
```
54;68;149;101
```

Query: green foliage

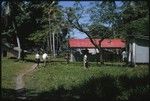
87;1;149;40
119;1;149;40
88;23;112;38
1;1;67;50
90;1;118;25
88;1;120;38
1;1;35;50
28;28;49;44
25;1;68;52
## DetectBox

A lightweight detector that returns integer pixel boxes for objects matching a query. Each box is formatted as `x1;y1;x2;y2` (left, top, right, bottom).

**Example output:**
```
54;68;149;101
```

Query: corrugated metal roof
68;39;126;48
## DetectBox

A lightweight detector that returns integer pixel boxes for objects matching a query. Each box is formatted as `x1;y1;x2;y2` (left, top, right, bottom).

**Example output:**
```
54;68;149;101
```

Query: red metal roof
68;39;126;48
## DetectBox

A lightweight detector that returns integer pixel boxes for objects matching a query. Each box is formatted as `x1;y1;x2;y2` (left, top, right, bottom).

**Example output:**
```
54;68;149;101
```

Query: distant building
127;38;149;64
68;38;126;62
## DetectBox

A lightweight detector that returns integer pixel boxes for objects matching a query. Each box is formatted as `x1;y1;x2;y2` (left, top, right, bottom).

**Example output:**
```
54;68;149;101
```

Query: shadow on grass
26;75;118;101
104;63;124;67
2;88;28;101
2;74;149;101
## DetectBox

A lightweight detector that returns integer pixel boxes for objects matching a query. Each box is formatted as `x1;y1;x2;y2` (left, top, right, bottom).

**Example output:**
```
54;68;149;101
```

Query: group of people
34;49;127;68
83;49;127;68
35;52;48;67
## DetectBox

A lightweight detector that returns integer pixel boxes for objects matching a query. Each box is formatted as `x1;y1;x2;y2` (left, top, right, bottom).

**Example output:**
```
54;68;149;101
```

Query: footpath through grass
2;57;34;98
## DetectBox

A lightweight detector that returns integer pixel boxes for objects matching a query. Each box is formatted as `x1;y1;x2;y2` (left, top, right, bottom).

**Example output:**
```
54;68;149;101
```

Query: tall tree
27;1;68;57
1;1;29;59
64;1;118;65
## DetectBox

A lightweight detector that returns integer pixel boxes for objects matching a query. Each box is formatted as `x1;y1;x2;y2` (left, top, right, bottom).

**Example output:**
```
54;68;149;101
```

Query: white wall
128;42;149;64
135;43;149;63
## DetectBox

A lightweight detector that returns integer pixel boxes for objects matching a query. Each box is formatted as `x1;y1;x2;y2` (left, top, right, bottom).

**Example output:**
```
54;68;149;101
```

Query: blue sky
58;1;123;39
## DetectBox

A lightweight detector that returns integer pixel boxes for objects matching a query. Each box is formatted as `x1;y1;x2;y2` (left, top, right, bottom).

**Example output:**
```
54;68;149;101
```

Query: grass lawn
2;54;149;101
24;61;149;101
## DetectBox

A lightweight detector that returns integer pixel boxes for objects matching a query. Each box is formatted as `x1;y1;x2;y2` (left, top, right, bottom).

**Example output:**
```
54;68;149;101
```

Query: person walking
42;52;48;67
83;54;88;68
83;48;89;68
122;50;127;62
35;52;40;67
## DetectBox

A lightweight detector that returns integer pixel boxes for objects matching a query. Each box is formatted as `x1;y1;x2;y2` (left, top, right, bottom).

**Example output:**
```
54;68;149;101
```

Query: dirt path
15;64;37;99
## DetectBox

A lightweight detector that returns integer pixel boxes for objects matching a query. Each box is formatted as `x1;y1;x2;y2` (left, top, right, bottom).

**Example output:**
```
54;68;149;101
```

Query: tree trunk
16;35;21;59
50;32;52;53
99;48;103;65
81;30;104;66
56;31;59;55
52;31;56;58
47;36;50;53
68;19;105;65
58;34;62;52
48;12;52;54
12;20;21;59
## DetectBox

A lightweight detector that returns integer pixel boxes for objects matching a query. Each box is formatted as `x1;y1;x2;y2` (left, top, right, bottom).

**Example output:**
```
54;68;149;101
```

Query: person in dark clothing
21;50;26;61
65;53;70;64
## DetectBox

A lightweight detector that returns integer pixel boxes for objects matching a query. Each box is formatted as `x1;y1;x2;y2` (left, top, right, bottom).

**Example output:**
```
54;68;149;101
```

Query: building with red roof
68;38;126;62
68;38;149;64
69;39;126;48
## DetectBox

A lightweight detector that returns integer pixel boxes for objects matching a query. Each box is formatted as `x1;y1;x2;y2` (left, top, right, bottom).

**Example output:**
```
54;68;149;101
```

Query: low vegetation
2;56;149;101
25;62;149;101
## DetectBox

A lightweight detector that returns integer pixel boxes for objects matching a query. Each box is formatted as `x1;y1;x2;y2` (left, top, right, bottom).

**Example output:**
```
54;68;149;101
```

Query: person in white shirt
42;52;48;66
122;50;127;62
83;54;87;68
83;49;89;68
35;52;40;67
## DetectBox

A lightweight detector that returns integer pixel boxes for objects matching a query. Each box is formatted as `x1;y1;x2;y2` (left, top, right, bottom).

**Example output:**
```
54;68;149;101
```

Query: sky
58;1;123;39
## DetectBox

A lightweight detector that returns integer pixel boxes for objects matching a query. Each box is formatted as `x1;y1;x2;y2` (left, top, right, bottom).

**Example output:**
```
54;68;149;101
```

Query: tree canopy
1;1;149;59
